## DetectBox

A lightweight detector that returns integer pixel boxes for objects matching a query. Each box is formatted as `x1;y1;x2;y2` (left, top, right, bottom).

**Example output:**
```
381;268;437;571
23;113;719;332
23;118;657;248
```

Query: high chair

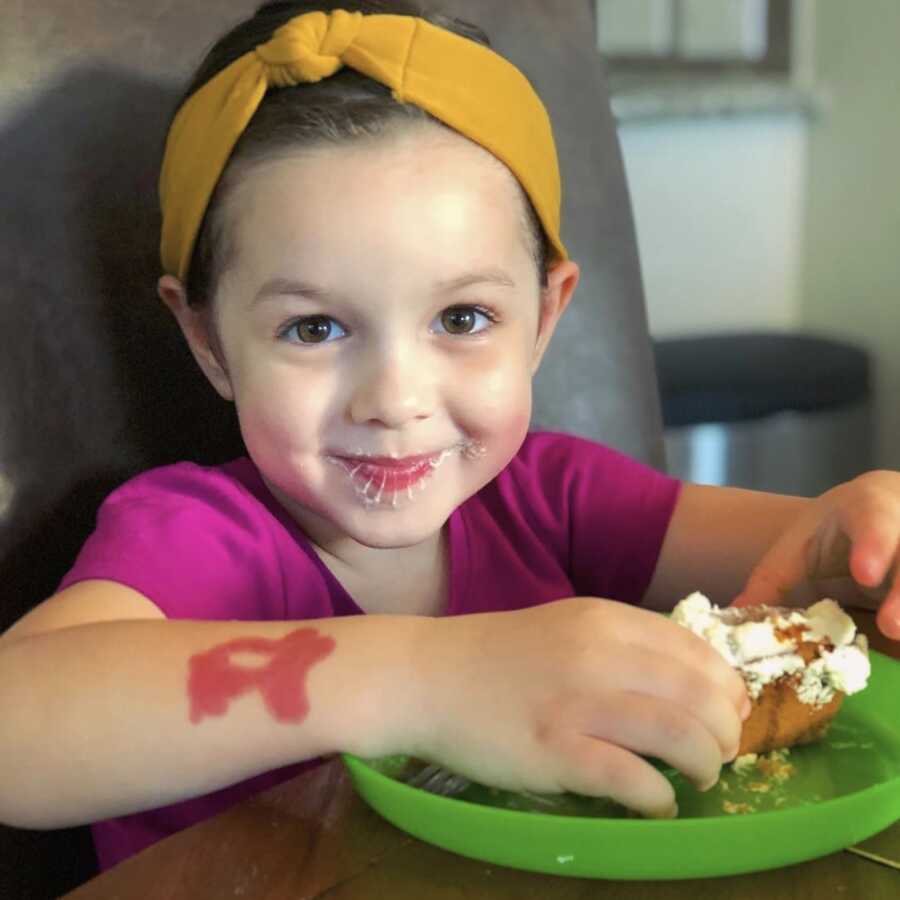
0;1;665;895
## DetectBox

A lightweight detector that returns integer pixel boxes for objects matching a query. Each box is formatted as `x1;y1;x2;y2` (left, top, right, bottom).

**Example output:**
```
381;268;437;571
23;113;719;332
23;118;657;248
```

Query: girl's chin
262;471;450;546
320;517;440;551
336;469;477;545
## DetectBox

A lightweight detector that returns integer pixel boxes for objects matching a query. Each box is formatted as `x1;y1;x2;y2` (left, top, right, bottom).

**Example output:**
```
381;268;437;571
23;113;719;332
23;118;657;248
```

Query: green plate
342;650;900;879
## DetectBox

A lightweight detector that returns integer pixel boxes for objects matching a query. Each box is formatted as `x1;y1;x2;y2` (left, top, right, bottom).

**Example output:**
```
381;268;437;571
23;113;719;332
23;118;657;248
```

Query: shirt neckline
227;457;467;618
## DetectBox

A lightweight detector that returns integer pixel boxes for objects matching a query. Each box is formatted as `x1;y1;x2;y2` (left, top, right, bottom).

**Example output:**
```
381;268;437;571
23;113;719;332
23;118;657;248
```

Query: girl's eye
280;315;347;344
435;305;496;336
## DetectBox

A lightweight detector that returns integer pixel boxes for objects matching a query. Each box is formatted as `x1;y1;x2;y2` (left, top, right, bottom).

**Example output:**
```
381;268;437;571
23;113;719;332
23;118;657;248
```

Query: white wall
618;113;808;338
613;2;900;468
798;0;900;468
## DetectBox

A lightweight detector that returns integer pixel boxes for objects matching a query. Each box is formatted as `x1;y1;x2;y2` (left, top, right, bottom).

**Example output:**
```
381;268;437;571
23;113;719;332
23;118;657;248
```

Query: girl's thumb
730;544;804;609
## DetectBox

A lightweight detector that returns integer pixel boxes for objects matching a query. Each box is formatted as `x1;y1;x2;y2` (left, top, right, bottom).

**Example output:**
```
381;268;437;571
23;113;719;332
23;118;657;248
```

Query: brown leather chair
0;1;664;895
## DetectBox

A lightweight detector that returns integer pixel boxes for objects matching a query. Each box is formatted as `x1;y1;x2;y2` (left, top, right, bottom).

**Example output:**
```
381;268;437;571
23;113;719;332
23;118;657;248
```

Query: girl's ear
157;275;235;402
531;259;580;375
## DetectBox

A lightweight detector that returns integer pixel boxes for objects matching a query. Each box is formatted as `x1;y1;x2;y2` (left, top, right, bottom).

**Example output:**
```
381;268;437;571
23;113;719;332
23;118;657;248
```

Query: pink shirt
59;431;680;870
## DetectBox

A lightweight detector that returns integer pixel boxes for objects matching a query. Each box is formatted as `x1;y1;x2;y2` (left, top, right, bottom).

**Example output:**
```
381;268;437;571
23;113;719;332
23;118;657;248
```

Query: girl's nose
348;346;437;428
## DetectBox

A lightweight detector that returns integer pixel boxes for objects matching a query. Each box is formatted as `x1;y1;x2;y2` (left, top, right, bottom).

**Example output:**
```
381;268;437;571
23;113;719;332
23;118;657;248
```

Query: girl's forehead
221;125;532;268
231;124;523;210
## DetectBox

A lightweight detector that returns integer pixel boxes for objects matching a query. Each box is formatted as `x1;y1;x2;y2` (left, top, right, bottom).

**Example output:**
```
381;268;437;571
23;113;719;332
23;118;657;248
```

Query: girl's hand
408;598;749;818
731;471;900;639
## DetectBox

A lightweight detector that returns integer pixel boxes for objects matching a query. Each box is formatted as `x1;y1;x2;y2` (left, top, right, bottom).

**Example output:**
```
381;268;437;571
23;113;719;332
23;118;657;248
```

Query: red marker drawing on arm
188;628;336;724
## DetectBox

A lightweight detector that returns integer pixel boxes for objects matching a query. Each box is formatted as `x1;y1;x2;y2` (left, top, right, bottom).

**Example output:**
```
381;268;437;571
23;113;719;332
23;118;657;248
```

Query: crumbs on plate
720;749;796;814
722;801;755;815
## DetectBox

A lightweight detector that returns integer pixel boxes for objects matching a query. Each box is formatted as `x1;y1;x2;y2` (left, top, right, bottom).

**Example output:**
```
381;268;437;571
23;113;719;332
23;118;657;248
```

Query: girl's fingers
731;528;809;609
731;565;794;608
601;644;746;757
844;502;900;589
825;501;900;639
613;607;749;718
552;731;678;819
875;560;900;639
577;691;727;791
734;500;900;609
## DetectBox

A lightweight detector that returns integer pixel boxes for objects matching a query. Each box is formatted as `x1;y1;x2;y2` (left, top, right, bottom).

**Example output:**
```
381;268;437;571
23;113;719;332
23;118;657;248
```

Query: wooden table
67;612;899;899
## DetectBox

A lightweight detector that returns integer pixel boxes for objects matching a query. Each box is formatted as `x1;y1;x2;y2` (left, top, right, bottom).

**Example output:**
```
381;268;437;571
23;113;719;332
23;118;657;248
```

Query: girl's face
162;124;578;553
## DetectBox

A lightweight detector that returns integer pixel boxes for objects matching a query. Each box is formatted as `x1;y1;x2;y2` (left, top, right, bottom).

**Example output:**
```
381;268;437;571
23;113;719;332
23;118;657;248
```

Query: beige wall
799;0;900;468
621;112;806;339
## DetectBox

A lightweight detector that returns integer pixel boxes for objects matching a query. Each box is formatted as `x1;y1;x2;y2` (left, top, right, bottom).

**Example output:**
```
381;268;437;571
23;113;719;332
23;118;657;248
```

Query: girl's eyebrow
252;268;516;306
433;269;516;292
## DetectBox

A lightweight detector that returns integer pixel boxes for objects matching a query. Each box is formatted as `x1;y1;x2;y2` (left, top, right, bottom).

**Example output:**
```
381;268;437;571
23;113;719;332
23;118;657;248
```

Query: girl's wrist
310;614;441;761
389;614;474;762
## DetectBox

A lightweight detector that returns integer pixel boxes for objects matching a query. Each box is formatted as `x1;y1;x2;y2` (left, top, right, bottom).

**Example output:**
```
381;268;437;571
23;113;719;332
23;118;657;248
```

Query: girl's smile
327;440;486;509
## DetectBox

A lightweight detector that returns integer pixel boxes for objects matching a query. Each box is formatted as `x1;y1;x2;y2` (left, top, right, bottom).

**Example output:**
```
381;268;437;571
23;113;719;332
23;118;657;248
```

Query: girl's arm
1;581;751;826
641;482;811;611
644;477;900;630
0;580;428;829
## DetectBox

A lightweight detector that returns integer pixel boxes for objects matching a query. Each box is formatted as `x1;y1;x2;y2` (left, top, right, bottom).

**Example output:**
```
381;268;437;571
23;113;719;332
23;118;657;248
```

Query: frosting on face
326;440;486;510
671;593;870;704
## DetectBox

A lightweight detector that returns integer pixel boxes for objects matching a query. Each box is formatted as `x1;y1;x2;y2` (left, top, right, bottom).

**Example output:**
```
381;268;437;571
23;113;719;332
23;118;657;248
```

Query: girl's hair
174;0;551;307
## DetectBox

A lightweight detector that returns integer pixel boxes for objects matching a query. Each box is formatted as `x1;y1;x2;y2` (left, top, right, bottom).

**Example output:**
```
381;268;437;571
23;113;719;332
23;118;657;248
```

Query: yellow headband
159;10;567;281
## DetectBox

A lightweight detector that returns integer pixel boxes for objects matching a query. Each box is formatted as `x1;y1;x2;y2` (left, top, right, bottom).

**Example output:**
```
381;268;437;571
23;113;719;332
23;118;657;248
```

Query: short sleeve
57;462;290;621
513;433;681;605
566;437;680;604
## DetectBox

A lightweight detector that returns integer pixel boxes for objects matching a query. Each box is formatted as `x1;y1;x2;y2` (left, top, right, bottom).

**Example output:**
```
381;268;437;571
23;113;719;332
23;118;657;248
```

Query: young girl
1;0;898;873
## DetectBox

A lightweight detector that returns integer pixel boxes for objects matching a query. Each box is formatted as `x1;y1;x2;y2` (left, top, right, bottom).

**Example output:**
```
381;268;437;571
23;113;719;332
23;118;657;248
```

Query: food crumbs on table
748;782;771;793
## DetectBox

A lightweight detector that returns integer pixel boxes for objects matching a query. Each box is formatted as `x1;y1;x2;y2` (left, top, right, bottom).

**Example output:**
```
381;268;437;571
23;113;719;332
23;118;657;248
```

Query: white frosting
741;654;806;700
672;592;870;705
804;599;859;646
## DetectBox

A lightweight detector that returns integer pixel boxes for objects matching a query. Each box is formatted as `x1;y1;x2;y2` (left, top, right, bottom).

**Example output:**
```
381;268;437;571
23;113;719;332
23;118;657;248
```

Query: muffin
672;593;871;755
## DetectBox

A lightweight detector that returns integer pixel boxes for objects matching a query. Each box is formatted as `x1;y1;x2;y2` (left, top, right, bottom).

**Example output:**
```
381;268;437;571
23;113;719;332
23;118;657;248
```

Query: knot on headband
160;12;567;283
255;10;362;86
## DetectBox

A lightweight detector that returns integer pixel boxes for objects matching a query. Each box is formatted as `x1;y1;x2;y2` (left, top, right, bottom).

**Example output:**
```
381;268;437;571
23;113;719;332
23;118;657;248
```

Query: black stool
653;332;873;496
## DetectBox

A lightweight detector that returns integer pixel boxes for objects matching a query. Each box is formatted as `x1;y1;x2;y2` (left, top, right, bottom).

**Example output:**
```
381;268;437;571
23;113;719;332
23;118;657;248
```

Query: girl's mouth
325;442;485;509
335;454;444;493
327;441;485;509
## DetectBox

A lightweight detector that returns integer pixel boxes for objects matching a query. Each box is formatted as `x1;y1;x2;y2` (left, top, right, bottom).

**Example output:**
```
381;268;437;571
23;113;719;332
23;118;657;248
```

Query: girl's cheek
460;366;532;454
468;358;531;413
491;409;531;463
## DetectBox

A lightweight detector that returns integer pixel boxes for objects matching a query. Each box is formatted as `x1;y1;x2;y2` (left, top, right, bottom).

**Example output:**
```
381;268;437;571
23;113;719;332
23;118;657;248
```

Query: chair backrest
0;2;663;895
460;0;664;463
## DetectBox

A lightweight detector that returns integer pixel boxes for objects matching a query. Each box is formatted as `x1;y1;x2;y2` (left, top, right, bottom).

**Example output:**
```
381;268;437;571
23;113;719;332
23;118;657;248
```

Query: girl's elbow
0;782;79;831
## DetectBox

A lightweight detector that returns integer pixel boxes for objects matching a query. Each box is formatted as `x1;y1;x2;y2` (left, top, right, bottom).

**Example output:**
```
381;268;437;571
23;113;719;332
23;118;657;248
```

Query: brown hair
171;0;551;307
